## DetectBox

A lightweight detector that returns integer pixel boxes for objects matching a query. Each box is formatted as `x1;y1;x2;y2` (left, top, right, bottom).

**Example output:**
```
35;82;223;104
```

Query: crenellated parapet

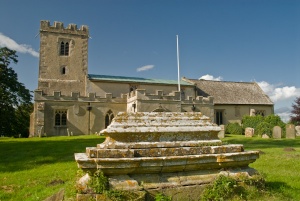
40;20;89;36
34;90;127;103
128;89;214;105
183;95;214;105
128;89;181;102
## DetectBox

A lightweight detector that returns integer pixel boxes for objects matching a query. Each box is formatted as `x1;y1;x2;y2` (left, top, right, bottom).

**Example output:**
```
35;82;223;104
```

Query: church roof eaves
88;74;193;86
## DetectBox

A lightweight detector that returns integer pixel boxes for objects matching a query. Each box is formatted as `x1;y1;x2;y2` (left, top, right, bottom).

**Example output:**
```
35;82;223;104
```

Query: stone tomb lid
100;112;221;134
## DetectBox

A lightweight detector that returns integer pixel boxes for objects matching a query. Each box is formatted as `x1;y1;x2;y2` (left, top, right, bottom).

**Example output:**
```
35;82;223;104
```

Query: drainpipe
87;102;92;134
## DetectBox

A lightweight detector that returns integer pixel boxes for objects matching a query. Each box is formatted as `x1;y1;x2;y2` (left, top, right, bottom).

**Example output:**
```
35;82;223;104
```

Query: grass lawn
0;135;104;201
0;134;299;200
223;135;300;201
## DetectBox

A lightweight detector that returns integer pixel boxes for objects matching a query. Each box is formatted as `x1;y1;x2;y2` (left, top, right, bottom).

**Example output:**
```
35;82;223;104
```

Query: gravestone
286;124;296;139
75;112;259;201
245;127;254;137
218;125;225;139
295;126;300;137
262;134;270;139
273;126;282;139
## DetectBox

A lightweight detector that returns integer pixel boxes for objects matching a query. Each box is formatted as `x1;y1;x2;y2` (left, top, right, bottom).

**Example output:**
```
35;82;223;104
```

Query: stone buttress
75;112;259;200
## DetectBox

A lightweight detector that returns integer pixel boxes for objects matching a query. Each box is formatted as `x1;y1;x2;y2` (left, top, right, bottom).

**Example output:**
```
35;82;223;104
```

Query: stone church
29;21;274;137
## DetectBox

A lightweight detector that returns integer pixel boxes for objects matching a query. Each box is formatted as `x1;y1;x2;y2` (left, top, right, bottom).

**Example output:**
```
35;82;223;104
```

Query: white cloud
0;33;39;57
257;81;300;122
274;107;291;123
199;74;223;81
257;81;300;102
136;65;154;72
277;111;291;123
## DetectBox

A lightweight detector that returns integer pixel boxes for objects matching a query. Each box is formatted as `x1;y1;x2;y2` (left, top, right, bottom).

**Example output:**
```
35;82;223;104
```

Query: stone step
75;151;259;175
86;144;244;158
98;139;223;149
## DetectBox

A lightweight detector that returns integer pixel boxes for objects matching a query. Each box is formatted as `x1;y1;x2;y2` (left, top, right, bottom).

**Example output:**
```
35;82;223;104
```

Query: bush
256;122;272;137
242;115;264;131
225;123;243;135
155;193;172;201
264;114;286;136
242;114;286;137
201;174;266;201
89;170;108;194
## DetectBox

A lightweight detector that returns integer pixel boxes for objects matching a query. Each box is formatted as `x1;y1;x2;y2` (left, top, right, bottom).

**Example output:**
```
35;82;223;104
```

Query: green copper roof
88;74;193;86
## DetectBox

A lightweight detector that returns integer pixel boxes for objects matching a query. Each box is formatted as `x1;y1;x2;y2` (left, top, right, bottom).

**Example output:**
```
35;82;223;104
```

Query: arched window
65;42;69;56
55;113;61;126
60;42;65;55
55;110;67;126
105;110;114;128
60;41;70;56
61;113;67;125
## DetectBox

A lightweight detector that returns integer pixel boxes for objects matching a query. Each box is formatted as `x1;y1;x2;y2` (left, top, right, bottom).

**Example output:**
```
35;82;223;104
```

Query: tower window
60;41;69;56
60;42;65;55
61;66;66;75
65;42;69;56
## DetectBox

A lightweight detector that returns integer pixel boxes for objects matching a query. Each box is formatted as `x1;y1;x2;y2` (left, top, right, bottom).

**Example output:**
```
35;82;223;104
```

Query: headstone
295;126;300;137
218;125;225;139
273;126;282;139
245;127;254;137
286;124;296;139
262;134;270;139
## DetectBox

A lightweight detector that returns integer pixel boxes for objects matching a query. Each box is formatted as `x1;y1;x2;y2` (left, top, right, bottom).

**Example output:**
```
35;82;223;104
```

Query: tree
290;96;300;125
0;47;32;137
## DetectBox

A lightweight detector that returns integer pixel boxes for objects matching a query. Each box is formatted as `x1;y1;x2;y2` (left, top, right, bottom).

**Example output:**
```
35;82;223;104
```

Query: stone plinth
75;112;259;200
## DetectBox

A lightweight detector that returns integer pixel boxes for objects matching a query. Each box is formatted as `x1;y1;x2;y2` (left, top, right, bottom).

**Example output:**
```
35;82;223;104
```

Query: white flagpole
176;35;181;93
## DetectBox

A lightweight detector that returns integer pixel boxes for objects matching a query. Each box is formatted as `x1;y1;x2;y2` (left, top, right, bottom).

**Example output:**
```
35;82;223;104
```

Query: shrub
264;114;286;136
225;123;243;135
201;175;240;200
242;115;264;131
89;170;108;194
256;122;272;137
201;174;266;201
155;193;172;201
242;114;286;137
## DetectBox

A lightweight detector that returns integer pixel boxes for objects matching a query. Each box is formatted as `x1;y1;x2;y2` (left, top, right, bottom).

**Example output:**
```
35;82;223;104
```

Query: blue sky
0;0;299;121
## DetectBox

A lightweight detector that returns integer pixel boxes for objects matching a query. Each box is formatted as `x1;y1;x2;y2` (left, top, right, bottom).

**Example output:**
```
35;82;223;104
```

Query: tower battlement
40;20;89;36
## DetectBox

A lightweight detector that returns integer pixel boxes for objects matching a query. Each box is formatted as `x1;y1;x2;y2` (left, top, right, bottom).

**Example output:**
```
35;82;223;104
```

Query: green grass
223;134;300;201
0;135;299;200
0;135;104;201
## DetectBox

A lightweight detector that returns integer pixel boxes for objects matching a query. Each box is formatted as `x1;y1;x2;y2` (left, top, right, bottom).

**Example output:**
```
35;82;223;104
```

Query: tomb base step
77;167;257;201
75;151;259;175
86;144;245;158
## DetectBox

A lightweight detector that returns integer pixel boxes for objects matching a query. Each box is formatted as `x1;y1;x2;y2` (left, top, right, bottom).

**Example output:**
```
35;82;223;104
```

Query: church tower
38;21;89;96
